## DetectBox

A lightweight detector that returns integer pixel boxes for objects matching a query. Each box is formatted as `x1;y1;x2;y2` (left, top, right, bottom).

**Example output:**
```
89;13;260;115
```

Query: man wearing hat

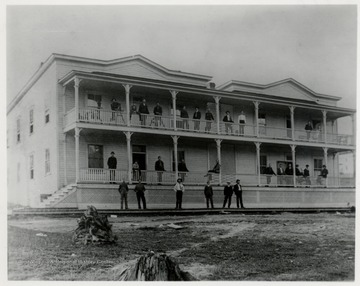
174;178;185;209
107;151;117;184
317;165;328;186
223;181;233;208
110;98;121;121
233;179;245;208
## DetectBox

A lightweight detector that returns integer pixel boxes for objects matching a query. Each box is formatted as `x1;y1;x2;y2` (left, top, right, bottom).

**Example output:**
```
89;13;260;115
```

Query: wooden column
170;90;178;131
289;106;295;141
253;101;260;137
255;142;261;186
74;77;81;121
291;144;296;187
172;136;179;181
215;139;222;185
322;110;327;143
124;131;133;183
214;96;221;134
75;127;81;183
123;84;132;127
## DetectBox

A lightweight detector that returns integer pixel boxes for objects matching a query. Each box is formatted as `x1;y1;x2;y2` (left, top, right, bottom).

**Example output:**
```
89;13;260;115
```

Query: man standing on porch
107;152;117;184
265;163;277;186
138;98;149;126
155;156;165;184
174;178;185;209
134;179;147;209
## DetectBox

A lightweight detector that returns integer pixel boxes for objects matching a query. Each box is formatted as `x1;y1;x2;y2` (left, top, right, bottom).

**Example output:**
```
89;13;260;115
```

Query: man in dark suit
264;163;276;186
110;98;121;121
223;111;234;134
178;159;189;182
223;181;233;208
138;99;149;126
107;152;117;184
193;107;201;131
134;179;146;209
233;179;245;208
303;164;311;187
118;179;129;210
153;102;163;127
155;156;165;184
180;106;189;129
204;181;214;209
317;165;328;186
205;108;214;132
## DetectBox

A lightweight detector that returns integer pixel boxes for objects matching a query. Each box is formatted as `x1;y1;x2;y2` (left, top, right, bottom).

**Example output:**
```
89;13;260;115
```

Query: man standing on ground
174;178;185;209
107;152;117;184
204;181;214;209
118;179;129;210
223;181;233;208
155;156;165;184
233;179;245;208
134;179;146;209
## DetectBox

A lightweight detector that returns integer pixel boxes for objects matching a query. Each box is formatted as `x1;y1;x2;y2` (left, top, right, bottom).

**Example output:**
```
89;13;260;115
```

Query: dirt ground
7;212;355;281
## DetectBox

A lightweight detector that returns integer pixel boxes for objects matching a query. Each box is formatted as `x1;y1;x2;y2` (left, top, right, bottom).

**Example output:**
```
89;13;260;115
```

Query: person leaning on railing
205;108;214;133
193;107;201;131
303;165;311;187
138;99;149;126
316;165;328;186
153;102;163;127
305;121;313;140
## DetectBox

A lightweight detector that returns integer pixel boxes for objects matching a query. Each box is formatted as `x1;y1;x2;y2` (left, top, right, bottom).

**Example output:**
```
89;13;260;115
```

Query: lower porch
51;183;355;210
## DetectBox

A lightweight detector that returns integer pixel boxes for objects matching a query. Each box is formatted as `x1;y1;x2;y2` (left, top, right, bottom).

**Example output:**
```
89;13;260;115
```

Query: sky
6;5;357;109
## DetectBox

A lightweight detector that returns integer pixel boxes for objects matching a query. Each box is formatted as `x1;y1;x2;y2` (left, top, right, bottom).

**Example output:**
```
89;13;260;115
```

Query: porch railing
79;168;128;183
78;168;355;188
64;108;354;146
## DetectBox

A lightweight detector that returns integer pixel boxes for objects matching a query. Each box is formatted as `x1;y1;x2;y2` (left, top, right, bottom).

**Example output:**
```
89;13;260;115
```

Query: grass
8;213;355;281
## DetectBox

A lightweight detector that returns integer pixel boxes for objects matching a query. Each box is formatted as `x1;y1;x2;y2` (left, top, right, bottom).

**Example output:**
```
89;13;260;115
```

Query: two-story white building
7;54;356;209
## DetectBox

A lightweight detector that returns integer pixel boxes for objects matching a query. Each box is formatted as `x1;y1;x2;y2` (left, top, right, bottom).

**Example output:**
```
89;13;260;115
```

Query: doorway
132;145;146;181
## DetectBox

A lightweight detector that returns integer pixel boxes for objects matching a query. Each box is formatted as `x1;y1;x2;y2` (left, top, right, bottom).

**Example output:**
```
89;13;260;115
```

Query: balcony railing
78;168;355;188
64;108;354;146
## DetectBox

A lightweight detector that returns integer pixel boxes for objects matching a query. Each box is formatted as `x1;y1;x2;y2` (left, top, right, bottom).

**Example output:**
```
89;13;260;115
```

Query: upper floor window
314;158;323;175
29;154;34;179
29;109;34;134
45;109;50;124
260;155;267;174
45;149;50;174
88;94;102;109
16;118;21;143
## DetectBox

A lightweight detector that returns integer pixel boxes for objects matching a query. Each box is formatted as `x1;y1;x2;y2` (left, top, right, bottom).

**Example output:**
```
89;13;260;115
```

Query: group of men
264;163;329;186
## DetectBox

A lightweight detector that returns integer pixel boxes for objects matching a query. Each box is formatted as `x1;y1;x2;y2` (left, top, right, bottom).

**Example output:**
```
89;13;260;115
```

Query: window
172;150;185;171
87;94;102;108
29;109;34;134
29;154;34;179
45;149;50;174
258;113;266;125
45;109;50;123
260;155;267;174
16;118;21;143
88;145;103;168
314;159;323;175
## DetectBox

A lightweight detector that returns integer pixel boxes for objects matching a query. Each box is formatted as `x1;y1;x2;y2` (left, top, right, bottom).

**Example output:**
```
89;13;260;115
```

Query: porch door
286;116;292;138
132;145;146;180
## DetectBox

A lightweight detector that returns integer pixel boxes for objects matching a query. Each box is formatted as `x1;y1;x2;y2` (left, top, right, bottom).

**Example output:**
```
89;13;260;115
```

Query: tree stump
73;205;117;245
117;252;197;281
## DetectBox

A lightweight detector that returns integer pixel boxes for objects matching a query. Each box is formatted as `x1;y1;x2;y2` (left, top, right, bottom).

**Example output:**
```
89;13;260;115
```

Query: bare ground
7;212;355;281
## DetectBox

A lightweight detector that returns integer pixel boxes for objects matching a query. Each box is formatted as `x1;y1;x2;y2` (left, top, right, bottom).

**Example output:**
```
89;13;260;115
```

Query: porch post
64;133;67;186
74;77;81;121
74;128;82;183
253;101;260;137
323;147;328;187
291;145;296;187
289;106;295;141
214;96;221;134
172;136;179;181
322;110;327;143
170;90;178;131
124;131;133;183
123;84;132;127
215;139;222;185
255;142;261;186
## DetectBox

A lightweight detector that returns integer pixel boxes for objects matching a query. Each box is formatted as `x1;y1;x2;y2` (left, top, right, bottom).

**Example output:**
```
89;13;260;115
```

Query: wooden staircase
39;184;77;208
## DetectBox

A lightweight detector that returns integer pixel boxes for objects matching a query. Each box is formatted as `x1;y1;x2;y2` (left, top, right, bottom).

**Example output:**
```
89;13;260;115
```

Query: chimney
207;82;216;89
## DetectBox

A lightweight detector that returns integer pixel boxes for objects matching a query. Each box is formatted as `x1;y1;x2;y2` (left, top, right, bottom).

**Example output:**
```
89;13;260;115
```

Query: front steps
39;184;77;208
